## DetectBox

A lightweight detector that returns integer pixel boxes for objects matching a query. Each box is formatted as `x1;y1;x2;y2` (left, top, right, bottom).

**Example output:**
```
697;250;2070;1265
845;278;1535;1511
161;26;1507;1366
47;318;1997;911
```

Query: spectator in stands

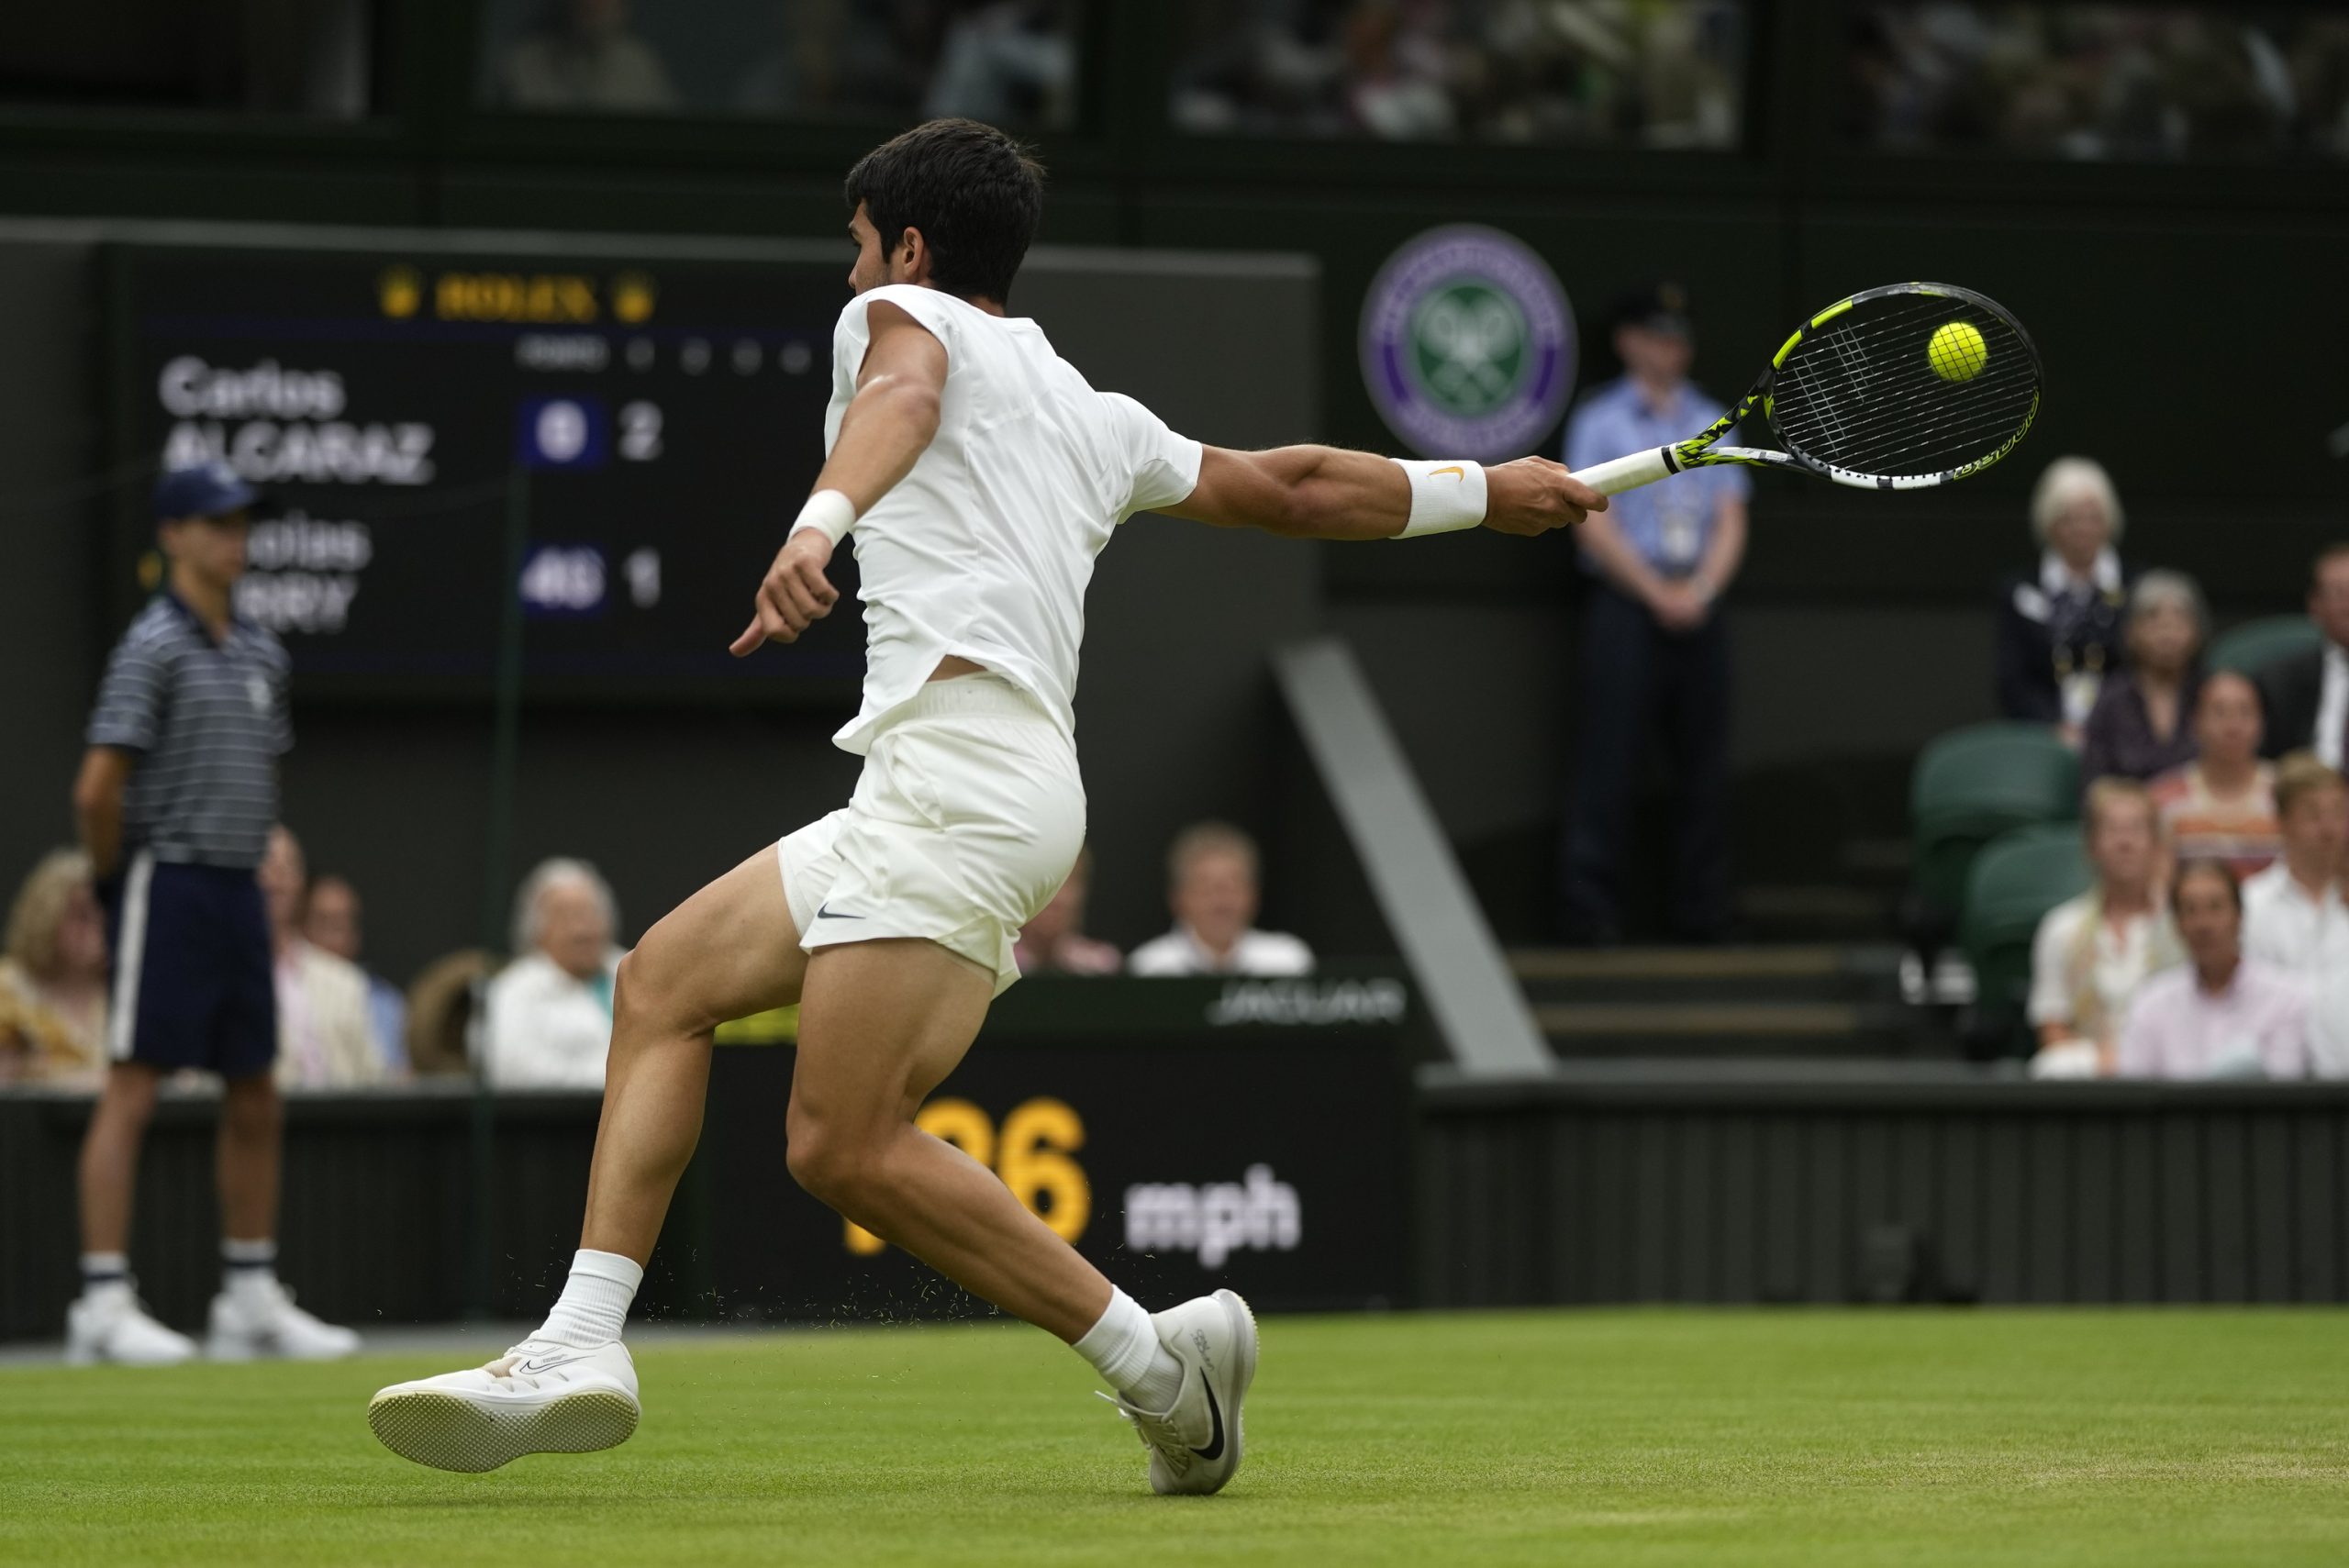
1332;3;1454;139
0;850;107;1088
731;0;910;117
2254;542;2349;763
2078;570;2205;786
1561;283;1749;945
1013;847;1121;976
2301;969;2349;1079
484;858;623;1088
495;0;678;112
2116;861;2310;1079
924;1;1077;126
1130;823;1313;977
259;828;381;1090
2242;752;2349;985
1996;456;2129;741
1166;0;1742;148
2149;672;2280;875
2026;780;2180;1079
302;873;407;1079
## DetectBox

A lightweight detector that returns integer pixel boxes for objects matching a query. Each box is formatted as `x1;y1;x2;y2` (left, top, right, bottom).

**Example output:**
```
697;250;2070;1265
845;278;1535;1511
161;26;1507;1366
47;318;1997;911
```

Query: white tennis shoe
206;1280;362;1361
1101;1289;1258;1496
65;1284;196;1367
368;1338;640;1473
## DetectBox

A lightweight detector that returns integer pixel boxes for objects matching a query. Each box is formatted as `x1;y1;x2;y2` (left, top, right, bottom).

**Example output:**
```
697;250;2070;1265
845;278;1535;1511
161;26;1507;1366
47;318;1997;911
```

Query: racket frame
1578;282;2043;496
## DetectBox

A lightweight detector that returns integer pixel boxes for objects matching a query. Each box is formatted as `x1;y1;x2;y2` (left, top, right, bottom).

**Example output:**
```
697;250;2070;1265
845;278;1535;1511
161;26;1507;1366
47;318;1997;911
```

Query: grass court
6;1308;2346;1567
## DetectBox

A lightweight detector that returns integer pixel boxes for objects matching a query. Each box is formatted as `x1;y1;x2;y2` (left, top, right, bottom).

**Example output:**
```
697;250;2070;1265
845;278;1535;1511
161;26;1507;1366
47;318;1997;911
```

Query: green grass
6;1310;2349;1567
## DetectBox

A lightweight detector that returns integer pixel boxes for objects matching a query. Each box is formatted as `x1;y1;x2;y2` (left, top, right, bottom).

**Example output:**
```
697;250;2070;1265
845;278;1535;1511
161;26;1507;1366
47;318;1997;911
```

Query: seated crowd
2030;768;2349;1080
2002;450;2349;1078
2020;746;2349;1084
0;820;1315;1094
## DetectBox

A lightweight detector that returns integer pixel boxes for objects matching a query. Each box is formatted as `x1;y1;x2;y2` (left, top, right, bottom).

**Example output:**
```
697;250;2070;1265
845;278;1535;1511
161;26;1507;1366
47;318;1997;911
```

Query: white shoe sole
367;1385;640;1473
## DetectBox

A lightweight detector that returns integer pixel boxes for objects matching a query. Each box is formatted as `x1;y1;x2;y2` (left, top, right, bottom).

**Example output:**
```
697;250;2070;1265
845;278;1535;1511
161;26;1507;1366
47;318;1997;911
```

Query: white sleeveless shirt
823;284;1202;754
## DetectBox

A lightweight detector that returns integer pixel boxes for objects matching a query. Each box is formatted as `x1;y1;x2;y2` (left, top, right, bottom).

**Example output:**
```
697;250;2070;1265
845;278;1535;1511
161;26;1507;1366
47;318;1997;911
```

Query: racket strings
1769;295;2037;477
1780;360;2042;449
1777;378;2034;472
1779;369;2041;471
1833;380;2043;468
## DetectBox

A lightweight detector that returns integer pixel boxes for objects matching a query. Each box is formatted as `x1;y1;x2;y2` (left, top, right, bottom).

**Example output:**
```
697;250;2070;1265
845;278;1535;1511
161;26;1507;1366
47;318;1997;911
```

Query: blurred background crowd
0;817;1315;1091
1845;5;2349;162
16;3;2346;164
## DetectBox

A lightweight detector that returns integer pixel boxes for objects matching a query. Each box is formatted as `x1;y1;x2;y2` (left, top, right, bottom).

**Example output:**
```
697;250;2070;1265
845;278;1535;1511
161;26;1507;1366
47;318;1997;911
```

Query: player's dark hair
845;118;1045;306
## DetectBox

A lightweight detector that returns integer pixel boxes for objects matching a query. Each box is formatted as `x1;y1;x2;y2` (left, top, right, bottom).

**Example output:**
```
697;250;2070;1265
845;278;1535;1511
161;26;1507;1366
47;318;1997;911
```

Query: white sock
534;1249;642;1348
223;1238;278;1301
80;1252;130;1301
1073;1288;1184;1412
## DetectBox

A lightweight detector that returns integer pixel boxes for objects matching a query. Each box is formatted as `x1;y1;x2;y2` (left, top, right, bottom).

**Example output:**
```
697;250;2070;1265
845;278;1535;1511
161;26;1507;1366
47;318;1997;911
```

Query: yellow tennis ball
1929;320;1988;382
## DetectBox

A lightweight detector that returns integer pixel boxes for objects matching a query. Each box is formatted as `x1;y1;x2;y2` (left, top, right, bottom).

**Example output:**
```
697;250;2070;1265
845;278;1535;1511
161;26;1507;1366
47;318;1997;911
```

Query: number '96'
844;1097;1088;1254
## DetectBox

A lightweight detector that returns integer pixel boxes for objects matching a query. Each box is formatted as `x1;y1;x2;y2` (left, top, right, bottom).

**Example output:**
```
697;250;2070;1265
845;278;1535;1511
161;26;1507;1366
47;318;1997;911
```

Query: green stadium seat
1909;722;2081;926
2209;616;2320;678
1958;823;2094;1047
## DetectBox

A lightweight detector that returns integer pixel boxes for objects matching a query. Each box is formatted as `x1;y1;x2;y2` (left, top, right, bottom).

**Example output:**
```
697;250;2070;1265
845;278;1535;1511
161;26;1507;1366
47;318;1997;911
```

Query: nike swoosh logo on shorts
1191;1369;1226;1462
815;904;865;920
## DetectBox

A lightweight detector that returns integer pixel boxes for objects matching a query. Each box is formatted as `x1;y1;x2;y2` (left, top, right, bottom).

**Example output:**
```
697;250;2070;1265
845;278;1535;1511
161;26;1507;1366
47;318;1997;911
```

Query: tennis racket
1575;282;2043;495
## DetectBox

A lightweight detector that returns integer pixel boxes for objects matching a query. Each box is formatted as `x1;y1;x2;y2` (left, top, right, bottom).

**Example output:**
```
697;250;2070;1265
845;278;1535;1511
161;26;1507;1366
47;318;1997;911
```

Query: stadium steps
1508;944;1936;1058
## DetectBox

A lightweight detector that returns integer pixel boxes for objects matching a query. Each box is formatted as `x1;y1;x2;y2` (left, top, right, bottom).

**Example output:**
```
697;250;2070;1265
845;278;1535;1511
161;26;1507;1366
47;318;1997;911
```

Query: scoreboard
106;242;867;701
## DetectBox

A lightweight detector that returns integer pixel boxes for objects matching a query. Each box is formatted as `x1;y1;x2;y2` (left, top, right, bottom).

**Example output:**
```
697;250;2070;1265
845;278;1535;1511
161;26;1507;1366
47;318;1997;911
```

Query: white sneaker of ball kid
368;1339;640;1473
65;1283;197;1367
206;1278;362;1361
1100;1289;1258;1496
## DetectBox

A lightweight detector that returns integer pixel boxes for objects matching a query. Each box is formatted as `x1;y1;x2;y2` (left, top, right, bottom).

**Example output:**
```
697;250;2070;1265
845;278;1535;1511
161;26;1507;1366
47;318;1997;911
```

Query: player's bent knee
783;1118;885;1215
612;945;700;1040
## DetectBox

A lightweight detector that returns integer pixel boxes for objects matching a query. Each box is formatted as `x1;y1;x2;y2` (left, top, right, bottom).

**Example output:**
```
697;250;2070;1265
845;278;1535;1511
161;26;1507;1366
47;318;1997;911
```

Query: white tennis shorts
776;673;1085;995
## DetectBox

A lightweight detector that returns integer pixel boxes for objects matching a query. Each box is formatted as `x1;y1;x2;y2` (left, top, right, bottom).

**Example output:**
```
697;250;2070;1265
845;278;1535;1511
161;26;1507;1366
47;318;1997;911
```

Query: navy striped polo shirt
85;593;292;871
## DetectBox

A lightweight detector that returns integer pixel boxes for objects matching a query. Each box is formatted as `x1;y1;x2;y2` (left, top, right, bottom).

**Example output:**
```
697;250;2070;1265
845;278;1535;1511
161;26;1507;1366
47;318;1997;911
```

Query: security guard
1561;284;1751;944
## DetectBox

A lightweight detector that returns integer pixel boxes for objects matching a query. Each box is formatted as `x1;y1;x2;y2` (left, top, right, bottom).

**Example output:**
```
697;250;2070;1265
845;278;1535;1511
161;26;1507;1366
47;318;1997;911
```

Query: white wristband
788;488;857;547
1389;459;1487;539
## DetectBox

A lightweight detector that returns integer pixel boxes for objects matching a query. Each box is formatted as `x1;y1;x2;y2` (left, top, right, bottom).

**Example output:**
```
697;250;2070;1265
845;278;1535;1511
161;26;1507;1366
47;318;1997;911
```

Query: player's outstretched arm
732;300;947;656
1158;446;1604;541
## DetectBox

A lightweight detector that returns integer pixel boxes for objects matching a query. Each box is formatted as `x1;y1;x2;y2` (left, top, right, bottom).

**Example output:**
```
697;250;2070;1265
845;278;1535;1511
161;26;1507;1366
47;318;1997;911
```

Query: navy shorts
99;853;277;1079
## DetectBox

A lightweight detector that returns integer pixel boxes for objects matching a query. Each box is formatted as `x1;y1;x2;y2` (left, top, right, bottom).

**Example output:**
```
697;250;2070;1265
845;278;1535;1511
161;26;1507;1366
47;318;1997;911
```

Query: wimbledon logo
1360;225;1575;462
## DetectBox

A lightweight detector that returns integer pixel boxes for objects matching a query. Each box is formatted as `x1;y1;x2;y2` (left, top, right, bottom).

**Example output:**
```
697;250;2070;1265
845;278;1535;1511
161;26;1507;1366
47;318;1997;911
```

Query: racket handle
1575;447;1676;496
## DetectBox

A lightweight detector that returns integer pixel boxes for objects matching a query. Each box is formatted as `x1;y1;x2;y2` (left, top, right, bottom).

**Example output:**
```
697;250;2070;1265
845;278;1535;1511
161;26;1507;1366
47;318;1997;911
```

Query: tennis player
369;118;1601;1492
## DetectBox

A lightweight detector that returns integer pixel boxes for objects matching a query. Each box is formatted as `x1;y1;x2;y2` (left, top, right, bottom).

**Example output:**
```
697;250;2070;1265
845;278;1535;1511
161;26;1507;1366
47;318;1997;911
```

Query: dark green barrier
1418;1065;2349;1307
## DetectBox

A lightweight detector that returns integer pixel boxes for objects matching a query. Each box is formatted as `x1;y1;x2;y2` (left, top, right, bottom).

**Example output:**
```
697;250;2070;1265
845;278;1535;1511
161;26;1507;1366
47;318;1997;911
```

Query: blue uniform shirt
1564;376;1751;576
86;592;292;872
